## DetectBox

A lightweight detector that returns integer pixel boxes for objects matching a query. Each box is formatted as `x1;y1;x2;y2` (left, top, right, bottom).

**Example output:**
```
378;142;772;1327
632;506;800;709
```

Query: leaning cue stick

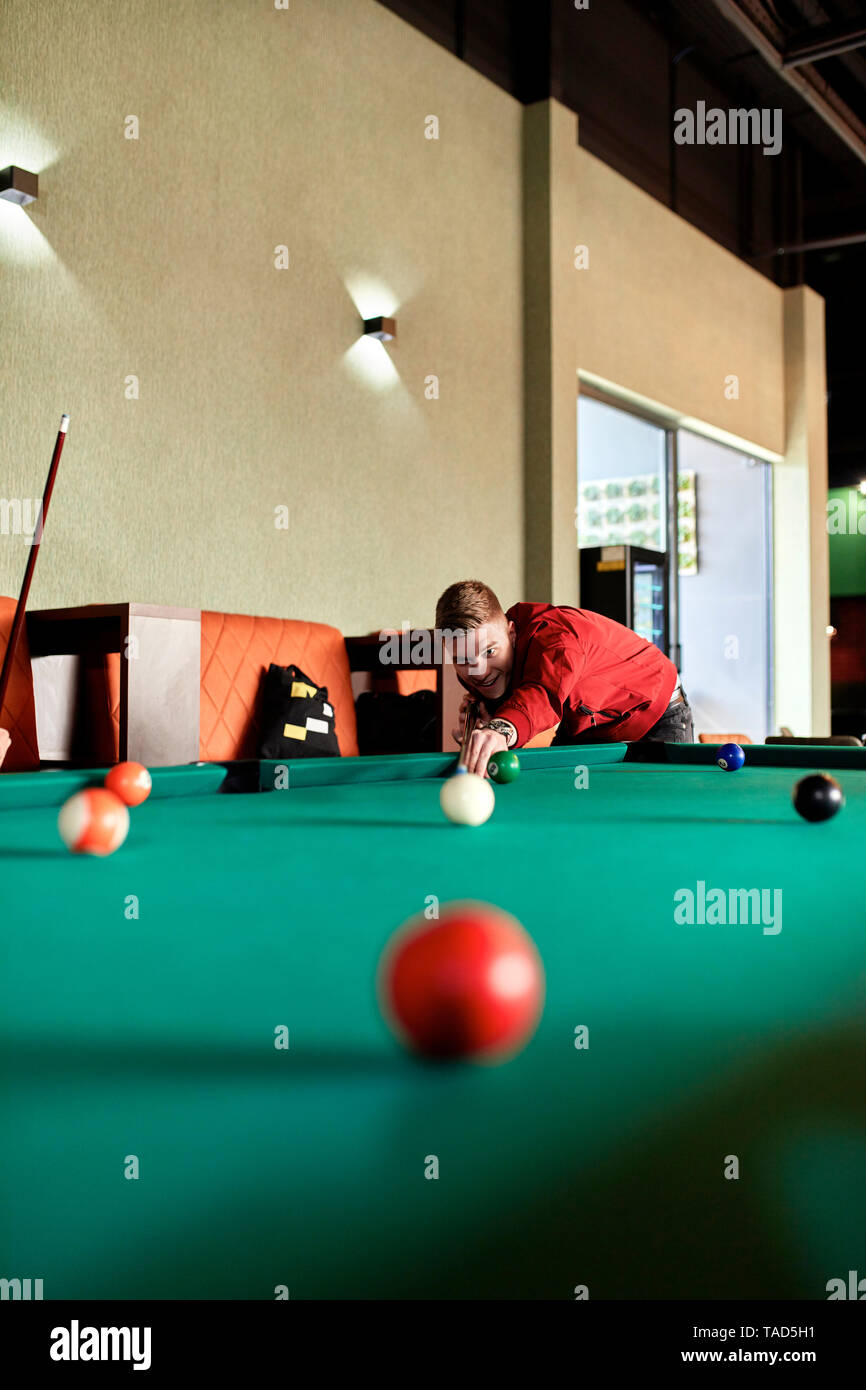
456;699;480;772
0;414;69;724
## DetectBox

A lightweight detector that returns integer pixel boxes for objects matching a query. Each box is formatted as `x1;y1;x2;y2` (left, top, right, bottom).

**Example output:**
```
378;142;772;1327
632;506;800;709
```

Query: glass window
577;396;667;553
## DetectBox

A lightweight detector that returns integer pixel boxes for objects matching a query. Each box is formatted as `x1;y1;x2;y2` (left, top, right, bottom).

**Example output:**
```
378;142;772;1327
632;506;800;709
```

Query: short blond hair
435;580;505;632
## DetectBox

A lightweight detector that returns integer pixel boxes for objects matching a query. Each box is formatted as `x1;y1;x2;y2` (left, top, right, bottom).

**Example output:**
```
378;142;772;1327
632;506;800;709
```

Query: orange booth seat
377;668;437;697
525;726;558;748
0;597;40;772
199;611;359;760
98;611;361;763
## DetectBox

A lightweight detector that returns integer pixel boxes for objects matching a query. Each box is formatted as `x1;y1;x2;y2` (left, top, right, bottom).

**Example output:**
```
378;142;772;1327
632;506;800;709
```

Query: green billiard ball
488;749;520;783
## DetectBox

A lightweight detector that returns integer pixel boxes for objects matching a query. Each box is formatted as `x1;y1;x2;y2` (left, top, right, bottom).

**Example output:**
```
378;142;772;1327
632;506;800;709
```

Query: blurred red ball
378;901;544;1061
105;761;152;807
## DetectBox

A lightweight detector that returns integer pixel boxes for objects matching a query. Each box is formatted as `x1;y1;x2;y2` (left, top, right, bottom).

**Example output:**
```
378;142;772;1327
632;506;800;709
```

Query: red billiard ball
104;761;152;807
58;788;130;856
378;901;545;1061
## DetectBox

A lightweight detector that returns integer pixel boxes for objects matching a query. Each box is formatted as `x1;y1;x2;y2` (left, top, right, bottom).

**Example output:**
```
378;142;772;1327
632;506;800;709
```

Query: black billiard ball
792;773;844;823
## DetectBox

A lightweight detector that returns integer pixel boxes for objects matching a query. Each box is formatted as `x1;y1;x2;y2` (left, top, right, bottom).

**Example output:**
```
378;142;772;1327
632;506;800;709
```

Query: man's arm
0;728;10;770
461;722;510;776
493;641;584;747
462;640;585;774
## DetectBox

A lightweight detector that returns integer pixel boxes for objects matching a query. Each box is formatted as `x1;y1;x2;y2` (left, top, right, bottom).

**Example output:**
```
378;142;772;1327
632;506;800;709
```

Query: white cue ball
439;771;495;826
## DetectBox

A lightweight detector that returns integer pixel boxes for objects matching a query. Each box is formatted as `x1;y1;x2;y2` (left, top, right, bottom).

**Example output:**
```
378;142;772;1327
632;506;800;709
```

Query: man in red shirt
436;579;693;776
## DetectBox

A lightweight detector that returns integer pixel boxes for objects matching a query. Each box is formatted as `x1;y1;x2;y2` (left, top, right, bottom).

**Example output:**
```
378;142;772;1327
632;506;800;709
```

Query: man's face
452;619;515;701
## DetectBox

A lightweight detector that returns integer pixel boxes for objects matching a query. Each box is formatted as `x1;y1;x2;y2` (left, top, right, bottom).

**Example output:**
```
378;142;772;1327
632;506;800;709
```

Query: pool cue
455;699;480;772
0;414;69;724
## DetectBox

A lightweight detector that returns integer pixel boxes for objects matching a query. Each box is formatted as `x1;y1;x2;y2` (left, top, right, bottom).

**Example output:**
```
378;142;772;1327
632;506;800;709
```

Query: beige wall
571;133;786;457
524;102;827;730
528;100;788;609
523;102;582;606
0;0;524;633
777;287;830;733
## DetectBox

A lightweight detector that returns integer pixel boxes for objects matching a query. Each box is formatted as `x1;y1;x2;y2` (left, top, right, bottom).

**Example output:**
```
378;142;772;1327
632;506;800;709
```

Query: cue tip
59;414;70;431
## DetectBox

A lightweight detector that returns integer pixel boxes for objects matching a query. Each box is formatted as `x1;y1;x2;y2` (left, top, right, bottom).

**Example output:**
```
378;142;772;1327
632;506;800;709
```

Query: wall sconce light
0;166;39;206
363;316;396;343
859;480;866;496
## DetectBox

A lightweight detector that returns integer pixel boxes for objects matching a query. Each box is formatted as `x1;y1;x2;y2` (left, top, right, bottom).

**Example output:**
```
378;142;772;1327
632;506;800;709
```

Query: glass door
577;393;774;742
675;432;772;742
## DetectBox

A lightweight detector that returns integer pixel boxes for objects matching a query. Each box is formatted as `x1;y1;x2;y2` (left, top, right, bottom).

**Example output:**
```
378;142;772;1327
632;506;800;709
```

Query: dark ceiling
378;0;866;486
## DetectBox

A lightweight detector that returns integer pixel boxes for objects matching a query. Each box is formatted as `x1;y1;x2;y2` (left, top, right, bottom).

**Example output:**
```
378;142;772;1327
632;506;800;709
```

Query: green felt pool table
2;744;865;1300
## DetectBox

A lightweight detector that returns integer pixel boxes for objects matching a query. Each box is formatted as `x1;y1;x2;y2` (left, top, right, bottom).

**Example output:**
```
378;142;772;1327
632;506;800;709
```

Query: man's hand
450;693;492;746
463;725;507;777
0;728;10;770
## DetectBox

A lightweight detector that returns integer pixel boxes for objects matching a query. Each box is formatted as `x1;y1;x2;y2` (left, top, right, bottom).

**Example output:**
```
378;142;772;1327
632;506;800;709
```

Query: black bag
355;690;437;755
258;663;340;759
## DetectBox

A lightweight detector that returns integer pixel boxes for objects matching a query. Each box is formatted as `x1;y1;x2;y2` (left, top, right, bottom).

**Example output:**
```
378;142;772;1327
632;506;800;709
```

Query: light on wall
362;316;396;343
0;166;39;206
859;480;866;495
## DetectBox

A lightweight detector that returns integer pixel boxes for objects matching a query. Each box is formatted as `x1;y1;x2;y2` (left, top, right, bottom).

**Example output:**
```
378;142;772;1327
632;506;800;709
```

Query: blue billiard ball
717;742;745;771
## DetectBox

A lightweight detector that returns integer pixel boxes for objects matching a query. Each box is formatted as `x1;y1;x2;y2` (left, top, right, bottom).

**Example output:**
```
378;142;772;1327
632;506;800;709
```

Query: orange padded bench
199;611;360;760
99;611;362;762
0;596;40;772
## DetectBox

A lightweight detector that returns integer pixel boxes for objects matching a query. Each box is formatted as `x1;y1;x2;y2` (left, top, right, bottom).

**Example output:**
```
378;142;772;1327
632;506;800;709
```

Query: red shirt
487;603;678;746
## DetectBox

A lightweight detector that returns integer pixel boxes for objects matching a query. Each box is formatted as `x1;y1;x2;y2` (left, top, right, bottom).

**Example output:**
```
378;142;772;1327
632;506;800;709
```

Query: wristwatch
483;718;518;748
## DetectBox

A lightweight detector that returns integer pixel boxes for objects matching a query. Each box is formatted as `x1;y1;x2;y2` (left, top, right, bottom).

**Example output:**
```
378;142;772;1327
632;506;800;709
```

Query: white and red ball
58;788;130;856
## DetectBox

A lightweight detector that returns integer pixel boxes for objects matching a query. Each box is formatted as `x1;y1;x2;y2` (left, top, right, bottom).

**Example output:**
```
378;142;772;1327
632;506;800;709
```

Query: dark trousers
636;694;694;743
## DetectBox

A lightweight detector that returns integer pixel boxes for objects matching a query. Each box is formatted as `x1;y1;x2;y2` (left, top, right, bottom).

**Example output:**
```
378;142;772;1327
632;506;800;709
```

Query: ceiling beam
709;0;866;167
783;18;866;70
754;229;866;257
